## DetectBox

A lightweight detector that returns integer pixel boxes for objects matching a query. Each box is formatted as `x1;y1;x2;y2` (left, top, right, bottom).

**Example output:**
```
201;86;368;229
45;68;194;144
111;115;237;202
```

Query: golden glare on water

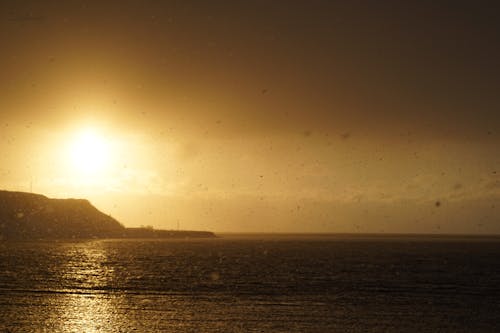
60;294;115;333
58;242;117;332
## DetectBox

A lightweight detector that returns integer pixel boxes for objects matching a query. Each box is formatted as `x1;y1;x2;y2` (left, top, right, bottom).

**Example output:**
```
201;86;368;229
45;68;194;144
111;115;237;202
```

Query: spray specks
340;132;350;140
210;272;220;281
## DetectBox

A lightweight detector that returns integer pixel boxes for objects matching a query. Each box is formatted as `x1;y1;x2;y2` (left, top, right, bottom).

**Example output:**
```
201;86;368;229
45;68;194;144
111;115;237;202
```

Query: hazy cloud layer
0;1;499;233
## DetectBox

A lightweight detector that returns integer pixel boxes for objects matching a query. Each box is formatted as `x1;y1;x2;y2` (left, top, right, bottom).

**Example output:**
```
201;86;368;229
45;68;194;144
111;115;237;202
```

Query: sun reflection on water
59;293;116;333
60;241;115;290
57;241;118;332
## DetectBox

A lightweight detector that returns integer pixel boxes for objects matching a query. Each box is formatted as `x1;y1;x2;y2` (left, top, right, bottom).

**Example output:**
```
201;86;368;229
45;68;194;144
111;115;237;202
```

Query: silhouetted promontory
0;190;215;240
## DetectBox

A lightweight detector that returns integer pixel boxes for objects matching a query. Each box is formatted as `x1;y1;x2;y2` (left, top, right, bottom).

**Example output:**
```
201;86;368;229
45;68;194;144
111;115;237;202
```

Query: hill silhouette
0;190;215;240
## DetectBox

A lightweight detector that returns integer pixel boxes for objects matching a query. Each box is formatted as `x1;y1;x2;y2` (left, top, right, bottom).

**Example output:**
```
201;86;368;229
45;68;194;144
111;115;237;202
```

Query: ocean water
1;235;500;332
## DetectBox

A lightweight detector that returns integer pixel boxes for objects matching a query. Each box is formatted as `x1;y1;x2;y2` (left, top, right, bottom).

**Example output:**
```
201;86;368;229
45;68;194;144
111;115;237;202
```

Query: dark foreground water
1;234;500;332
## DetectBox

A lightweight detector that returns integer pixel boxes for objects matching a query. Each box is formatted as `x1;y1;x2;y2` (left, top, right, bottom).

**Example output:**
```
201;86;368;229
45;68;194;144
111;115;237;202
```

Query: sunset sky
1;1;499;233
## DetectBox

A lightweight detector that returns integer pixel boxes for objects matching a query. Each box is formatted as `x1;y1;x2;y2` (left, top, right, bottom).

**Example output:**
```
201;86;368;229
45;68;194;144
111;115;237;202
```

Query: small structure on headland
0;190;215;240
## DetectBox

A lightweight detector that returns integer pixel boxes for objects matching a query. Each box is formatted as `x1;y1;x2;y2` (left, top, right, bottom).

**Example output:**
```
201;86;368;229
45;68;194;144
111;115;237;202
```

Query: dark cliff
0;190;124;239
0;190;215;240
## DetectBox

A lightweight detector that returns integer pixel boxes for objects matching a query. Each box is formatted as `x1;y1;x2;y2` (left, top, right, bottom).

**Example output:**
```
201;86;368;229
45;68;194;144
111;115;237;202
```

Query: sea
1;234;499;332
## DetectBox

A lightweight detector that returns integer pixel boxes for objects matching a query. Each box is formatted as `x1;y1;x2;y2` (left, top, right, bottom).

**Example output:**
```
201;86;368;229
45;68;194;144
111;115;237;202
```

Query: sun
68;128;111;174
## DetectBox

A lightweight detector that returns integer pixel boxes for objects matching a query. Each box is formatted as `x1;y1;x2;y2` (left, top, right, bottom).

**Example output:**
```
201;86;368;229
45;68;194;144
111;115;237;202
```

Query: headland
0;190;215;240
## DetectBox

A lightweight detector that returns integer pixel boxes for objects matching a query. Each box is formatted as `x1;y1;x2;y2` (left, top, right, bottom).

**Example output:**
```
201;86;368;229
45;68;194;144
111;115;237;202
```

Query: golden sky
1;1;499;233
